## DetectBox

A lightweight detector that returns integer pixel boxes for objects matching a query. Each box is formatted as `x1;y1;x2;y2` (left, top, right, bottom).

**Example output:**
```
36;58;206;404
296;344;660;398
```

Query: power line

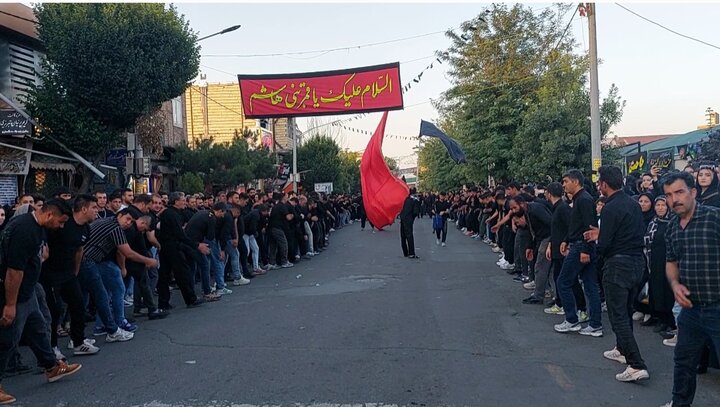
201;30;448;58
615;3;720;52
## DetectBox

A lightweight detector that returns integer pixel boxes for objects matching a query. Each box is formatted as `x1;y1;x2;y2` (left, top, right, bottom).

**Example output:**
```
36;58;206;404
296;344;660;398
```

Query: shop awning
30;161;76;172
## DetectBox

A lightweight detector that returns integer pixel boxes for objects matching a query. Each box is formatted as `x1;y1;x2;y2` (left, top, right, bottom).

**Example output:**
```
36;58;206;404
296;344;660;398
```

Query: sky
175;1;720;167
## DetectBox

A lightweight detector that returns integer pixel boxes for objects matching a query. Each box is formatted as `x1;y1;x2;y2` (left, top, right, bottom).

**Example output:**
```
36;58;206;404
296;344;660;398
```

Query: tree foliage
26;3;200;158
337;151;361;194
297;134;342;192
698;128;720;162
177;172;205;194
171;131;275;190
419;4;625;188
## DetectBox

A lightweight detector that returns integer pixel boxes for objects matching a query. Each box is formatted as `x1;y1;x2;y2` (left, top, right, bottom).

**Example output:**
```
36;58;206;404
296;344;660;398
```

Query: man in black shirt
42;194;100;357
509;195;552;305
433;193;451;246
157;193;208;308
267;193;294;269
94;191;112;218
244;204;269;273
0;199;82;404
554;169;602;335
585;166;649;382
399;188;420;258
185;206;224;300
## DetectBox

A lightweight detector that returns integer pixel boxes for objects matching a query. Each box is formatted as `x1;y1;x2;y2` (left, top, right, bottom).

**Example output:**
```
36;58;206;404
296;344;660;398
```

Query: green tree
384;156;399;173
297;134;342;192
177;172;205;194
423;3;625;187
698;128;720;162
25;3;200;189
171;134;274;190
337;151;360;193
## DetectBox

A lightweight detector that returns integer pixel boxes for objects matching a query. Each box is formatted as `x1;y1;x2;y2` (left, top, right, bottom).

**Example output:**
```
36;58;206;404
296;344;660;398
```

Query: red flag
360;112;409;229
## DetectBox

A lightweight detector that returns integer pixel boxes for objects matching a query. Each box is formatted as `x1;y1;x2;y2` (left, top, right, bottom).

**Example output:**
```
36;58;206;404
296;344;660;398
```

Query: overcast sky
177;1;720;166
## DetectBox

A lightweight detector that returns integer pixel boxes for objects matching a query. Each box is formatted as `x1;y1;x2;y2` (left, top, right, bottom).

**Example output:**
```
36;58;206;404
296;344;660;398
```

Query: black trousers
129;265;157;312
42;277;86;348
268;227;289;265
502;226;515;266
400;219;415;256
603;255;647;370
158;246;198;307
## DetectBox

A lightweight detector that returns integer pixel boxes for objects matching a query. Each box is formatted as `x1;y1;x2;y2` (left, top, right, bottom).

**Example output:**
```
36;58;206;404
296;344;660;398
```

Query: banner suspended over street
237;62;403;119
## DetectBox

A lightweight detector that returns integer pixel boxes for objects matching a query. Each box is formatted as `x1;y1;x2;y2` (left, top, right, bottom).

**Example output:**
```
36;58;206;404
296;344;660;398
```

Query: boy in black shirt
0;199;82;404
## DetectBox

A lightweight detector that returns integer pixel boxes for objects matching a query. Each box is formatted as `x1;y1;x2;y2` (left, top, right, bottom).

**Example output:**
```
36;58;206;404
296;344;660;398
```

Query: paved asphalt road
7;219;720;407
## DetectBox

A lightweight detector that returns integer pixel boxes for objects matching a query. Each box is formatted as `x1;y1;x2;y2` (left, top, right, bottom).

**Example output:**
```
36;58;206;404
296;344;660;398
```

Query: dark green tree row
418;3;625;191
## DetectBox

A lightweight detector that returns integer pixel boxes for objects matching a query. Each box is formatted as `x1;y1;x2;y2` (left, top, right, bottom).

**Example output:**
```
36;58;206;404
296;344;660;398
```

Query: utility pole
587;3;602;181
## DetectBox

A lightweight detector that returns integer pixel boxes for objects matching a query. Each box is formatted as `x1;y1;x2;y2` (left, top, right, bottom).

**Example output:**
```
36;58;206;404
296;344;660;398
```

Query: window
172;97;183;128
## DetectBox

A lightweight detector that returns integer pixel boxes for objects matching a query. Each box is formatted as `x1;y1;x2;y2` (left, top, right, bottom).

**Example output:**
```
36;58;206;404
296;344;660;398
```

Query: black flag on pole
419;120;467;164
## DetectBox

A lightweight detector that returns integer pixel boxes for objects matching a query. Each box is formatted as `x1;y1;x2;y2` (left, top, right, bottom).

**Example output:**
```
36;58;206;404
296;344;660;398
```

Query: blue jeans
191;242;212;295
78;262;118;333
95;261;126;330
209;240;227;289
244;234;260;270
558;243;602;328
225;241;242;280
672;302;720;407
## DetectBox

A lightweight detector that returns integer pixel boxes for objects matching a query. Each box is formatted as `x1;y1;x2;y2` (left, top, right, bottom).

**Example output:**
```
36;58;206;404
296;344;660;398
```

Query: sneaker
210;282;217;291
203;293;222;302
106;328;134;343
46;360;82;383
216;287;233;295
615;366;649;382
92;326;106;337
329;228;336;232
73;340;100;356
253;268;267;276
133;308;149;317
53;346;67;361
663;336;677;347
281;262;295;268
187;298;206;308
492;247;503;253
0;386;16;404
522;295;543;304
577;311;589;323
544;305;564;315
500;263;514;270
68;338;97;350
603;348;627;364
148;309;170;320
642;314;652;324
579;325;604;337
441;242;446;247
523;281;536;290
496;259;507;266
233;277;251;286
512;275;526;283
119;321;138;333
659;403;673;407
461;227;467;232
123;296;133;307
436;239;440;245
632;311;644;321
266;264;279;270
601;302;608;312
554;320;581;333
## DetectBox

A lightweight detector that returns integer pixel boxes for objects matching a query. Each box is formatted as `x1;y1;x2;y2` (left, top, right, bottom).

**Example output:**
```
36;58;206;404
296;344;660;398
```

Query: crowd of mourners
0;185;363;404
417;163;719;407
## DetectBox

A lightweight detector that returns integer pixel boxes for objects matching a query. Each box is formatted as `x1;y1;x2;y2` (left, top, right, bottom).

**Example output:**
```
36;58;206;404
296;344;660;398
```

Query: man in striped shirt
77;209;157;343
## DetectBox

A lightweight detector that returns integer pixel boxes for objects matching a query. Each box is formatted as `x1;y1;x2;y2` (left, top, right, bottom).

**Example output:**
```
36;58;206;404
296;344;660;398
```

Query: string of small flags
331;51;448;136
330;121;418;141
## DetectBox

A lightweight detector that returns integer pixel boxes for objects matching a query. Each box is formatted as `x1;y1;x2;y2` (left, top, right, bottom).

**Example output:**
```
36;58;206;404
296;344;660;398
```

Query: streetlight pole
587;3;602;180
197;25;241;42
292;120;341;193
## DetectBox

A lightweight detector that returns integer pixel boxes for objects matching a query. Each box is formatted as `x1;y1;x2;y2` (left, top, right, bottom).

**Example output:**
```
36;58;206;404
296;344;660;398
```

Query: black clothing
665;204;720;306
269;203;291;232
525;201;552;245
565;188;597;254
645;214;675;322
550;200;571;260
597;191;645;259
158;207;194;250
0;214;45;304
400;219;416;257
97;208;114;219
185;210;216;245
215;212;234;247
400;196;420;221
433;201;451;219
42;216;89;285
244;209;262;236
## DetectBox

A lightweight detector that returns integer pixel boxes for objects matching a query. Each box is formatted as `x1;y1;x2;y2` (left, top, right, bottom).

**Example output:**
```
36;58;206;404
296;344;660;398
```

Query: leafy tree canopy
26;3;200;158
